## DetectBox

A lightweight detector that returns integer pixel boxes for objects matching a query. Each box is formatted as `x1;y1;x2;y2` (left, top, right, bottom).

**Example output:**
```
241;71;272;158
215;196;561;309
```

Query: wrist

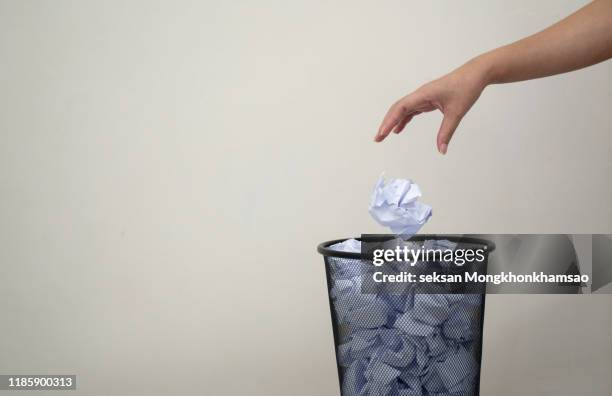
465;53;499;87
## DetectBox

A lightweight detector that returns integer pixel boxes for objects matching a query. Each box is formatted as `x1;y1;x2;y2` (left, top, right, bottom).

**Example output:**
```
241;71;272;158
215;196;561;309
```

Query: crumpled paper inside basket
328;239;482;396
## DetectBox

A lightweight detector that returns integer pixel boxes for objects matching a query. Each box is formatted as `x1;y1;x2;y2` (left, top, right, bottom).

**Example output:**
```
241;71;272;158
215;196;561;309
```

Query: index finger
375;92;425;142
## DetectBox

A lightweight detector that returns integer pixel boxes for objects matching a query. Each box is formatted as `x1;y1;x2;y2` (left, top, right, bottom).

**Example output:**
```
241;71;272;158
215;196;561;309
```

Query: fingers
436;112;462;155
374;106;404;142
391;114;413;135
375;93;425;142
393;111;422;134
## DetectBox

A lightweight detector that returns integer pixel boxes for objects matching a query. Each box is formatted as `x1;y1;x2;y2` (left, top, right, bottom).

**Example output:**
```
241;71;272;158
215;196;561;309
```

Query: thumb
436;112;462;154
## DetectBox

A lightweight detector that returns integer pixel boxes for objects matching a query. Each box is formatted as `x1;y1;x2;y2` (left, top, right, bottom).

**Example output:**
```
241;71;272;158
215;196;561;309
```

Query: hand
375;59;490;154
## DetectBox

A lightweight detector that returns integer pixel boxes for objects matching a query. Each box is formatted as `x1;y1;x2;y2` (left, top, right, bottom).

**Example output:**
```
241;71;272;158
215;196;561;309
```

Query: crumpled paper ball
369;176;432;237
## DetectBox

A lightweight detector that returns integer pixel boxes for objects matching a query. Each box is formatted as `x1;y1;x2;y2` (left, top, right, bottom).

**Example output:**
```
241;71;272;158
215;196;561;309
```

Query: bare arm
375;0;612;154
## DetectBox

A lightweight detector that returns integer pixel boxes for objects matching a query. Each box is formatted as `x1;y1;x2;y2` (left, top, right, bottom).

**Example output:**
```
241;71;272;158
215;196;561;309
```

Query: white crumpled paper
369;176;432;237
330;238;362;253
325;246;483;394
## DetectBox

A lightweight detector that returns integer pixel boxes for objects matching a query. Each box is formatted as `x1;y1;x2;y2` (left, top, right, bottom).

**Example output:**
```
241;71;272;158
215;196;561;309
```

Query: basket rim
317;234;496;259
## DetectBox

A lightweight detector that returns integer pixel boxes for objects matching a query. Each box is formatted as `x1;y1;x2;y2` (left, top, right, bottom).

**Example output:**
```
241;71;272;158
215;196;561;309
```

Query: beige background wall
1;0;611;395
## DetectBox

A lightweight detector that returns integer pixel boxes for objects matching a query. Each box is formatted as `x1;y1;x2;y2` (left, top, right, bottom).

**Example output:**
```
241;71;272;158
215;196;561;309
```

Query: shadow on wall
593;235;612;292
477;234;612;294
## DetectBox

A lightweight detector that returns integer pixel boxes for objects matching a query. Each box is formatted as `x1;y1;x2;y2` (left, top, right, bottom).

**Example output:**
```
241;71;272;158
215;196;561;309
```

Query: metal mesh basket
318;236;494;396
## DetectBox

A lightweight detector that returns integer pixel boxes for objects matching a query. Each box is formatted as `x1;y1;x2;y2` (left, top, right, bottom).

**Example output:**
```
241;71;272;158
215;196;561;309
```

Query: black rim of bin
318;234;495;259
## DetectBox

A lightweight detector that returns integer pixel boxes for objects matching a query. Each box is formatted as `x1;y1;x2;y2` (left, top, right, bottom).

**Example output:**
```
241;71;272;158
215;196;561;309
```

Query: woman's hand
375;0;612;154
375;59;490;154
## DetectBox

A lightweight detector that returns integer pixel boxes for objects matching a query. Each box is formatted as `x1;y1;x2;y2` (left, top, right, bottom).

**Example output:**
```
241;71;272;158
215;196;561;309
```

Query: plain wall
1;1;611;395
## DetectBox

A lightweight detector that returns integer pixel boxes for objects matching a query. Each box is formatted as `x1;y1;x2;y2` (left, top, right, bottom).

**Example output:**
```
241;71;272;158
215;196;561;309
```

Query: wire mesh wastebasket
317;235;495;396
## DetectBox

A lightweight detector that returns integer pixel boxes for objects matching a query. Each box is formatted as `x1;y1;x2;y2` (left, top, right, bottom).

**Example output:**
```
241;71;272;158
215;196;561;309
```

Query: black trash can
317;235;495;396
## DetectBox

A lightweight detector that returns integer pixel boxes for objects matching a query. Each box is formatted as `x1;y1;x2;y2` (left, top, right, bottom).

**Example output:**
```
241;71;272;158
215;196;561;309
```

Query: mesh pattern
325;255;484;396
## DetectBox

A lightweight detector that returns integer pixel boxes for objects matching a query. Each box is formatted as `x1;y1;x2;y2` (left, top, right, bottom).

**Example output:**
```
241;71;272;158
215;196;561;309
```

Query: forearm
474;0;612;85
376;0;612;150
